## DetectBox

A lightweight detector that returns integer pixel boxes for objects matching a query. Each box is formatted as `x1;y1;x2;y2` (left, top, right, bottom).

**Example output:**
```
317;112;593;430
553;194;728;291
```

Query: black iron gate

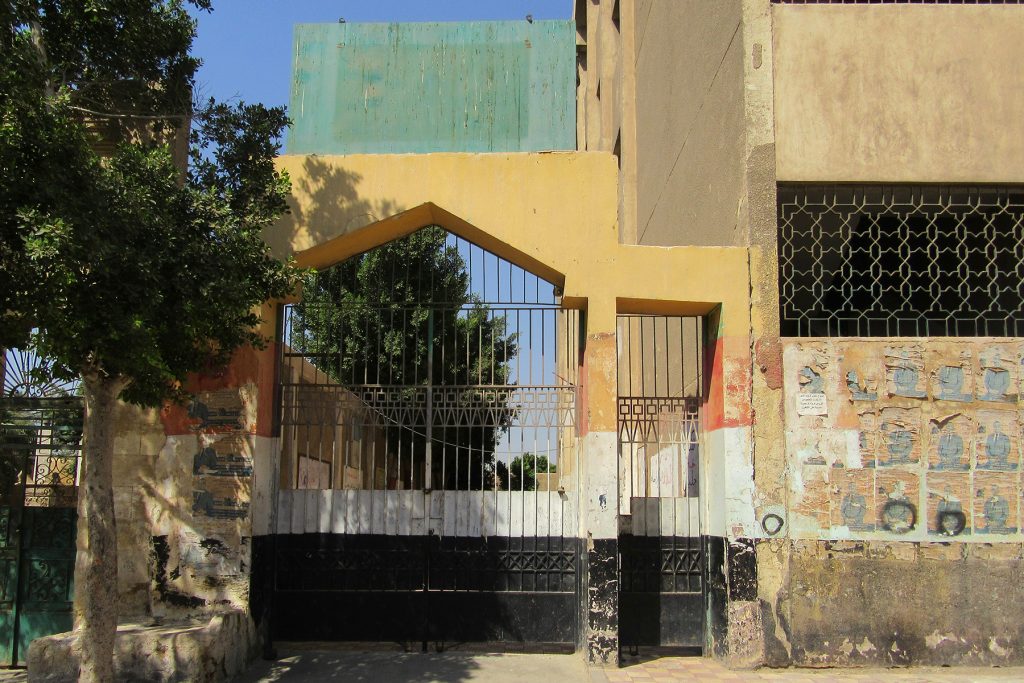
0;350;81;666
616;315;705;650
271;226;580;649
272;533;578;645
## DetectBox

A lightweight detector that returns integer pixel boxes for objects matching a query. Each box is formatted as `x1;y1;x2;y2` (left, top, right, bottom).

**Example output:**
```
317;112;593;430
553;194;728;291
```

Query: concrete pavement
5;650;1024;682
235;648;589;683
236;648;1024;683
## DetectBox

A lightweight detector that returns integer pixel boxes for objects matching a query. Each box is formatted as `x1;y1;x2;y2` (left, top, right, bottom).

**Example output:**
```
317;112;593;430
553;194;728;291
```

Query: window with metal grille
778;184;1024;337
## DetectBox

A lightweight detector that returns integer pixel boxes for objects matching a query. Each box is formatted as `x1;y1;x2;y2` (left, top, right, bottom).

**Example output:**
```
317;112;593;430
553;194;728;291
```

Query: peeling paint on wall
878;407;921;467
783;338;1024;542
146;383;260;615
884;345;928;399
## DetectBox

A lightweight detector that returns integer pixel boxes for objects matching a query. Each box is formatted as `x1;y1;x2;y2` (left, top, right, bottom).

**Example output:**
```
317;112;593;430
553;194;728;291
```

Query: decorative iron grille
616;315;705;650
271;227;582;646
778;185;1024;337
0;348;80;665
616;315;702;504
1;349;82;508
619;537;702;594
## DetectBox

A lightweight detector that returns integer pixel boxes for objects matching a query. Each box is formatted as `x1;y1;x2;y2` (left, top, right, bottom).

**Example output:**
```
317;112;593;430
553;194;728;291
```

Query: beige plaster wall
111;403;164;615
111;385;260;619
634;0;746;247
784;538;1024;667
774;5;1024;182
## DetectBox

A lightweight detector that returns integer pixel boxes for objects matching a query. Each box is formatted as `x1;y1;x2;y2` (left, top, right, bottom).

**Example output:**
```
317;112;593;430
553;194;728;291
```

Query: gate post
579;301;620;666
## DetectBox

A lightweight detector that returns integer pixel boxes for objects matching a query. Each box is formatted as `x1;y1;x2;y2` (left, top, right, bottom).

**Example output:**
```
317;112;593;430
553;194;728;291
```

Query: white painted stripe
330;490;346;534
318;490;332;532
627;496;702;537
357;489;371;534
289;489;304;534
303;489;318;533
276;489;292;534
343;490;358;534
274;489;578;538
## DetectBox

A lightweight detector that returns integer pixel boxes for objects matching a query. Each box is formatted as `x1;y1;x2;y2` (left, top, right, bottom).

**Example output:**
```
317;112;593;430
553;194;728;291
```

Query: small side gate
616;315;705;651
0;350;80;666
271;226;581;649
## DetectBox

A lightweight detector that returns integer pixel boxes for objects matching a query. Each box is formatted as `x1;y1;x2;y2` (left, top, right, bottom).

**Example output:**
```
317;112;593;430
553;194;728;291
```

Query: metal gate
616;315;704;650
271;226;580;648
0;350;80;666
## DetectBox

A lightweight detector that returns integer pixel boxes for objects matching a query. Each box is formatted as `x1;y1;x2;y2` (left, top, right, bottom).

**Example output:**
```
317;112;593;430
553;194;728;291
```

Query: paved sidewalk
599;652;1024;682
7;650;1024;682
236;648;589;683
236;648;1024;683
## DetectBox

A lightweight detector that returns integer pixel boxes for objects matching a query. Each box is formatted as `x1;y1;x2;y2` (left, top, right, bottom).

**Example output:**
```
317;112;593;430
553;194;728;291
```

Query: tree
506;453;555;492
1;2;297;680
290;226;519;490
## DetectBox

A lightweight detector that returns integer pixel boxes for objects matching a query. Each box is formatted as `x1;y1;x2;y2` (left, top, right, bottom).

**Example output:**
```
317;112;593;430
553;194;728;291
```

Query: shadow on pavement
237;650;484;683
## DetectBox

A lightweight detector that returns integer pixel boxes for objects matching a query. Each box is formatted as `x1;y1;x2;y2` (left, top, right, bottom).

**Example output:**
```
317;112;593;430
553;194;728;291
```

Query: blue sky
192;0;572;116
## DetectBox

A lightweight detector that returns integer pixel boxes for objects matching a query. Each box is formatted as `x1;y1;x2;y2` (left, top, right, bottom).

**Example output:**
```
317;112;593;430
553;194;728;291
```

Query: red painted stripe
160;344;277;437
704;335;753;432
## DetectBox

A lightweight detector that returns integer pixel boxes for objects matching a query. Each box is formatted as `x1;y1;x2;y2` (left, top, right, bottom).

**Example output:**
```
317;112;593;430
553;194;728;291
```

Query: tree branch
68;105;190;121
28;20;53;99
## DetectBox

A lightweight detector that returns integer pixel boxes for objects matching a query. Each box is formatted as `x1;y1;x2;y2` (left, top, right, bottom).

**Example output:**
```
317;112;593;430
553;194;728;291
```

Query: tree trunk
73;372;125;683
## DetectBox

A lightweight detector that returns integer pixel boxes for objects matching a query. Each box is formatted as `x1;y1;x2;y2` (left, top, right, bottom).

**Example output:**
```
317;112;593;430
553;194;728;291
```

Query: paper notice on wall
797;393;828;416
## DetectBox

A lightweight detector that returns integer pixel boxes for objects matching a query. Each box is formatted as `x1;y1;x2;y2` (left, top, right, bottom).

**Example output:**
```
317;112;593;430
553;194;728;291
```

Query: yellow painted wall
267;151;751;440
774;5;1024;182
270;152;751;338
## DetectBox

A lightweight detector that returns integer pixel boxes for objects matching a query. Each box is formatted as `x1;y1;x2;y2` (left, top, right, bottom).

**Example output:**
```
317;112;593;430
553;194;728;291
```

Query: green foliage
0;0;298;405
504;452;555;491
0;400;83;498
291;227;519;489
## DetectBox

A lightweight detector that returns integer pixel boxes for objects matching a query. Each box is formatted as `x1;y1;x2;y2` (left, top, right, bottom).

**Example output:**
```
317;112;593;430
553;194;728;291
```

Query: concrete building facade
577;0;1024;668
20;2;1024;677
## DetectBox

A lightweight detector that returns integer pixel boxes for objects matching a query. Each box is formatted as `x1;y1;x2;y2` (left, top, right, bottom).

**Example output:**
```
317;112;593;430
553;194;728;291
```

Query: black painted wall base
252;533;760;657
585;538;618;664
705;536;758;658
705;536;728;657
619;593;703;648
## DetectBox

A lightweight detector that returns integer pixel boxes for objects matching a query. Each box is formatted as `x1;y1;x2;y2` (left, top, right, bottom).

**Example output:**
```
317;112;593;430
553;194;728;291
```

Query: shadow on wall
137;428;255;615
129;158;409;619
138;361;268;615
112;153;413;619
285;156;406;253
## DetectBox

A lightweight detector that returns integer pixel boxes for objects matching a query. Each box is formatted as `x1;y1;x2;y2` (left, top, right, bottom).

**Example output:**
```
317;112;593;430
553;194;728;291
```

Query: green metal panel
0;389;80;666
288;21;576;154
13;507;76;665
0;505;20;665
